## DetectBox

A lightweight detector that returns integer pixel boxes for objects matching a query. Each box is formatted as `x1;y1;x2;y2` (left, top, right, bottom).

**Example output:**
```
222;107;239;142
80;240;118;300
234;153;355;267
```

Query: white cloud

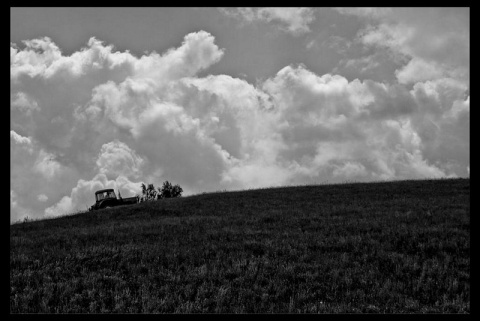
395;57;445;84
10;190;34;223
220;7;316;35
260;64;458;182
10;130;32;147
332;161;367;178
37;194;48;202
351;8;469;87
96;140;144;179
33;150;62;180
257;7;316;35
45;173;142;217
332;7;393;19
133;30;224;82
319;35;352;55
11;190;18;209
342;54;381;73
11;36;137;81
10;37;62;80
11;92;40;115
44;195;73;217
11;29;469;222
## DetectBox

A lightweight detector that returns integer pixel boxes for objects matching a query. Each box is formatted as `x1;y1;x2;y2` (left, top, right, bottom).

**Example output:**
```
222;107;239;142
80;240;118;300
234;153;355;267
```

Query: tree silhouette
139;183;158;202
139;181;183;202
158;181;183;199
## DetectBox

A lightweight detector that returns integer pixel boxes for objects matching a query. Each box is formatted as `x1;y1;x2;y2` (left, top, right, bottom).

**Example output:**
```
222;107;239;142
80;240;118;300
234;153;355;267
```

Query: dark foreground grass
10;178;469;313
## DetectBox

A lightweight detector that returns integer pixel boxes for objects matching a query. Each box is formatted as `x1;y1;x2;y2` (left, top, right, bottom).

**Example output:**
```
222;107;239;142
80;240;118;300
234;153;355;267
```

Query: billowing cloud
259;65;460;183
44;173;141;217
11;25;469;222
96;140;144;179
10;130;81;222
350;8;469;87
11;130;32;147
11;92;40;115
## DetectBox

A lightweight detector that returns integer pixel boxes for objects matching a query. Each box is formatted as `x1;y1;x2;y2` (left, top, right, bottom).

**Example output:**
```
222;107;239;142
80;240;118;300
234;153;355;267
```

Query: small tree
140;183;158;202
158;180;183;199
171;184;183;198
140;183;147;202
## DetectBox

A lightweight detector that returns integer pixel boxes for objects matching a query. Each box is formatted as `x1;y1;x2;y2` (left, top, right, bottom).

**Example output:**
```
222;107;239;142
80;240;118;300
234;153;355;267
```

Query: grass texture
10;178;470;313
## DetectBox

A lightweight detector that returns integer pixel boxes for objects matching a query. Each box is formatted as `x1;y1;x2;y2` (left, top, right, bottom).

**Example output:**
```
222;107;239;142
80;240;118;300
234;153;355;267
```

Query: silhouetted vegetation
158;180;183;199
10;178;469;313
140;183;158;202
139;181;183;202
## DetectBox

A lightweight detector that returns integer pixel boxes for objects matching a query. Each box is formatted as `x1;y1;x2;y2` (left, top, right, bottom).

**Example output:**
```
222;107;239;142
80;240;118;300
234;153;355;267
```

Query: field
10;178;470;313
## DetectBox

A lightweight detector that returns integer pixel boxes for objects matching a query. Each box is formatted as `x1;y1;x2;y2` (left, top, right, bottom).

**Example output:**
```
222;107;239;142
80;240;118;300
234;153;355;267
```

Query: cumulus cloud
96;140;144;179
11;92;40;115
44;173;141;217
132;30;224;82
11;130;32;147
33;150;64;180
220;7;316;35
259;65;459;183
11;27;468;223
395;57;446;84
10;129;81;222
351;8;469;87
11;31;228;221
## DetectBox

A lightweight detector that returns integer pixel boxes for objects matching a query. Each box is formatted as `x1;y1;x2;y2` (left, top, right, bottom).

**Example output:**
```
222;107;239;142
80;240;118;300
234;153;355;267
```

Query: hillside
10;178;470;313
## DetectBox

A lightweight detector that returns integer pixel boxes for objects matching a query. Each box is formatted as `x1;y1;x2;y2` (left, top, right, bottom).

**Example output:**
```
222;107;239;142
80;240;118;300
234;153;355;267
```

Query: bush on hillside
158;180;183;199
138;181;183;202
139;183;157;202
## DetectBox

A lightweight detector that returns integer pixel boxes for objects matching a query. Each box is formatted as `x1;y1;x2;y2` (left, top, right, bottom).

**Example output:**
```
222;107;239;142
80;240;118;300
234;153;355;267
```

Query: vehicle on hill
89;189;138;211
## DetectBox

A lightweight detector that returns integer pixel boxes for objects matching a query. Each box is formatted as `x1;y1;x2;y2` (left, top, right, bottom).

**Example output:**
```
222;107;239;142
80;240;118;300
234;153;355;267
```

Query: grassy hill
10;178;470;313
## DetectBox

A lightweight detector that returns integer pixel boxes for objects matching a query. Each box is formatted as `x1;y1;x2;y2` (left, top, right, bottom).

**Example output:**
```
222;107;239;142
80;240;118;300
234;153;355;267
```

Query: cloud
10;130;82;223
332;7;393;19
10;37;63;80
259;64;464;182
10;36;136;81
11;92;40;115
96;140;144;179
220;7;316;35
44;173;141;217
319;35;352;54
33;150;63;180
395;57;446;84
351;8;469;86
11;29;468;223
11;130;32;147
340;54;381;73
10;190;34;223
10;31;228;220
132;30;224;82
37;194;48;202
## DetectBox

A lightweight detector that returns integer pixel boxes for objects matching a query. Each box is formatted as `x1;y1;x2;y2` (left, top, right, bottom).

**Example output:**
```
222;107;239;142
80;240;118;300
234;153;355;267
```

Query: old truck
88;189;138;211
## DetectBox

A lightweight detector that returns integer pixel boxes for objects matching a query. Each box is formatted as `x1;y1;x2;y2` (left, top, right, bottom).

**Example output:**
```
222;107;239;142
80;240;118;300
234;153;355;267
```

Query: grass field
10;178;470;313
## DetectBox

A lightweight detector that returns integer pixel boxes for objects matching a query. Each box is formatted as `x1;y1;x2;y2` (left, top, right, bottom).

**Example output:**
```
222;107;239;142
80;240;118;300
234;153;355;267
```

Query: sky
11;7;469;223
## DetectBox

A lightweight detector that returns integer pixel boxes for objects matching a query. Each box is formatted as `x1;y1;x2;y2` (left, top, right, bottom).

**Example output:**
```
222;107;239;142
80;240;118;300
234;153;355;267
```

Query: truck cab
89;188;138;211
95;189;117;202
89;189;120;211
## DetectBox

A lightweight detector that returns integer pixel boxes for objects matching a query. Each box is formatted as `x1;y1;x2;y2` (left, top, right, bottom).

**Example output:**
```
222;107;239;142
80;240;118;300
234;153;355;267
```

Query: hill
10;178;470;313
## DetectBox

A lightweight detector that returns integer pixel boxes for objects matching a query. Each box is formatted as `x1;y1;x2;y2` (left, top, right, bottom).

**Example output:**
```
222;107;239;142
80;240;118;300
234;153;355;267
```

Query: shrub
158;181;183;199
138;181;183;202
139;183;158;202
